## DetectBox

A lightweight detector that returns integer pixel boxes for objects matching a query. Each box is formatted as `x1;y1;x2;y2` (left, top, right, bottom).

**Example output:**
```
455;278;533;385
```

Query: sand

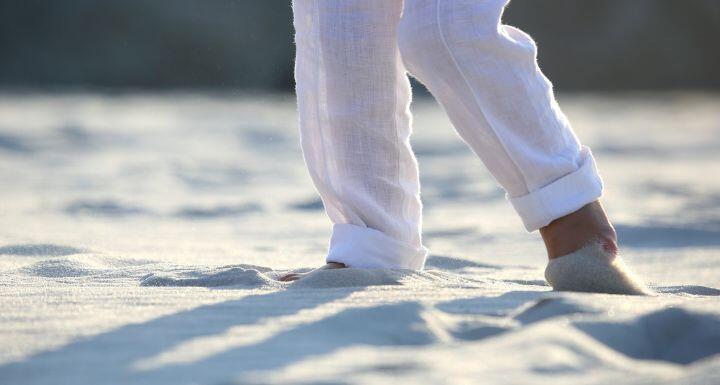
0;91;719;384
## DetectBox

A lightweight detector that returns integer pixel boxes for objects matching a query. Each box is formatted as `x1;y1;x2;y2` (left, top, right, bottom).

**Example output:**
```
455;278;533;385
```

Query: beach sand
0;92;718;384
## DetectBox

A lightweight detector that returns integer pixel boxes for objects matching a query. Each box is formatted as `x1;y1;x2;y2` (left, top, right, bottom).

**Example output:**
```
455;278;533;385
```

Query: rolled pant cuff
326;223;428;270
508;146;604;232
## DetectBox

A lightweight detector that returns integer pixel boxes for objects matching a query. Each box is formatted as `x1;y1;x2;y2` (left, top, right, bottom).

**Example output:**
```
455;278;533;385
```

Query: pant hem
326;223;428;270
508;146;604;232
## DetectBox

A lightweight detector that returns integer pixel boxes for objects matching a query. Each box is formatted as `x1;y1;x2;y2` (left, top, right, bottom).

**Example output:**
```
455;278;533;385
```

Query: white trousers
292;0;603;270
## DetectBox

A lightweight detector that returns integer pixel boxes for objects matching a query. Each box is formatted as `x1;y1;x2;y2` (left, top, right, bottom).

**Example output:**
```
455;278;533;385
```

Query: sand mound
21;258;99;277
21;255;157;279
545;244;650;295
575;307;720;364
286;268;404;289
287;268;479;289
140;264;278;288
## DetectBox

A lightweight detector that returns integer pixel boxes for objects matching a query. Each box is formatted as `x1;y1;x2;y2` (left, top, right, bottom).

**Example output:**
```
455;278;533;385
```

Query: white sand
545;243;650;295
0;92;719;384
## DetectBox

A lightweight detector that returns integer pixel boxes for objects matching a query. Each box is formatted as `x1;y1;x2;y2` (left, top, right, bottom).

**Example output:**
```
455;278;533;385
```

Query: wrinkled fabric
292;0;603;269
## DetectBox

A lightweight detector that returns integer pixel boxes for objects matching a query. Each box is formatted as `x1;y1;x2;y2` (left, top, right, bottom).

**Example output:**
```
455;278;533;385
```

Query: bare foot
278;262;346;282
539;200;617;259
541;200;649;294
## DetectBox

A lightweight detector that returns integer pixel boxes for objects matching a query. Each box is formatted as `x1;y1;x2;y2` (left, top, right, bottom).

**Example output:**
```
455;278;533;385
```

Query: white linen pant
292;0;603;270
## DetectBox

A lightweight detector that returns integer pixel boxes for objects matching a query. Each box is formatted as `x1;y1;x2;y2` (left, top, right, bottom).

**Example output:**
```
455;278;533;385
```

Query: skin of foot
279;262;346;282
539;200;618;259
541;200;649;295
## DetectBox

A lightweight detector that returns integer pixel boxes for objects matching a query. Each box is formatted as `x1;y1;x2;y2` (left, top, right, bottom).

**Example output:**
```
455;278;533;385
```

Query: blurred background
1;0;719;265
1;0;719;91
2;2;720;382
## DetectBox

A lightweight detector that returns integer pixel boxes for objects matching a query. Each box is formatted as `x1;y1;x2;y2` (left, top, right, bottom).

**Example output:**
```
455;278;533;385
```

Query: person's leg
285;0;427;280
397;0;647;293
398;0;601;234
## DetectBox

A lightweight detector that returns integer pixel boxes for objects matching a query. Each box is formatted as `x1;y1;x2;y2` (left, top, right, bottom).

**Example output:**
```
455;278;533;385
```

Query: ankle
540;201;618;259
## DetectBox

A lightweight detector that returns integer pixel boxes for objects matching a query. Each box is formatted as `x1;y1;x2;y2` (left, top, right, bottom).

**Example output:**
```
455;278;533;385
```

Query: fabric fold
508;147;603;231
326;224;429;270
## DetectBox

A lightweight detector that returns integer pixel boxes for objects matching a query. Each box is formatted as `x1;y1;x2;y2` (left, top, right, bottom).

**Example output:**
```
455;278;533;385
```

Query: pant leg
292;0;428;269
398;0;603;231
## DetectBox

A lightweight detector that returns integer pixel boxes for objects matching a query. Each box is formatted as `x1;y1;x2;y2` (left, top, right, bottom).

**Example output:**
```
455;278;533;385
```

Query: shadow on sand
0;288;361;384
0;286;551;385
2;268;719;384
